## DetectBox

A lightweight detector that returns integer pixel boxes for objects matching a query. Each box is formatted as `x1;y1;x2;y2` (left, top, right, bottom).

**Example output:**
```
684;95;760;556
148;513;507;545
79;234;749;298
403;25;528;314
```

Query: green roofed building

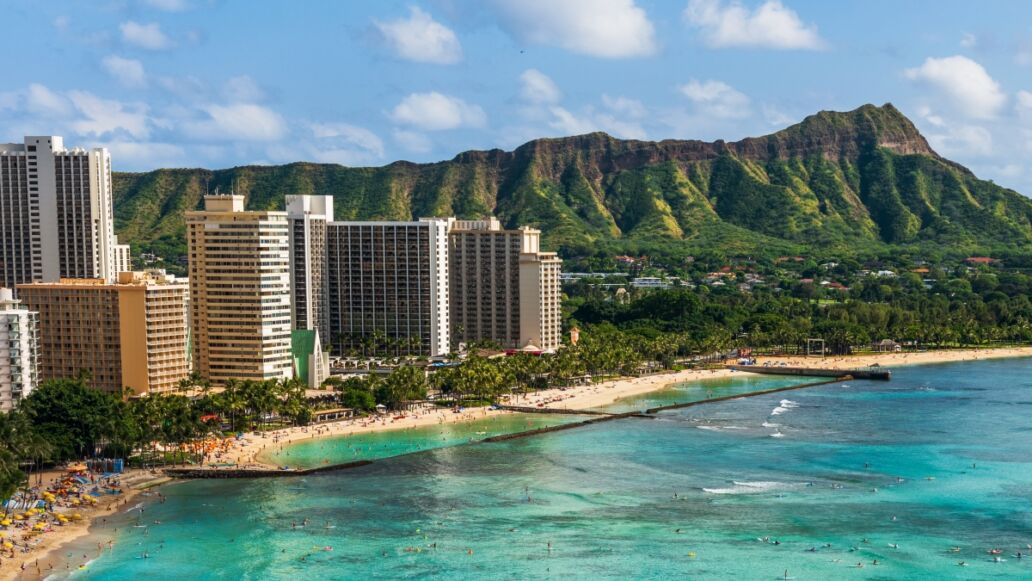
291;329;329;388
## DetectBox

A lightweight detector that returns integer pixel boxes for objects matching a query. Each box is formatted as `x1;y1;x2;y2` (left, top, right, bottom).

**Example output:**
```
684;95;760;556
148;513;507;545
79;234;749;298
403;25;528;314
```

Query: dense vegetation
112;103;1032;272
566;265;1032;354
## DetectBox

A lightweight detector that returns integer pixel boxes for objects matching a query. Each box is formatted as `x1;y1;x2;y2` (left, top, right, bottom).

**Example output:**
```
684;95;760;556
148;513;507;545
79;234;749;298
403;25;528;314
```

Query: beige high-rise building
186;195;293;384
0;136;117;291
17;272;190;395
449;218;562;351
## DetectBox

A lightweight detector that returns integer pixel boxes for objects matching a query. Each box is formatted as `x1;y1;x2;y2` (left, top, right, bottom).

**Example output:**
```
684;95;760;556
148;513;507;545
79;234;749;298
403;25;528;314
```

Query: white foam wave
702;481;801;495
761;421;780;428
770;399;799;416
769;432;785;438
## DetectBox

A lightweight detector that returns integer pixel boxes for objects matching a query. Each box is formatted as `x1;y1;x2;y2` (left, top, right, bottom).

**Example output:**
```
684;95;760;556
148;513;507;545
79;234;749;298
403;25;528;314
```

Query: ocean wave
702;481;801;495
769;432;785;438
770;399;800;416
696;425;748;432
761;421;780;428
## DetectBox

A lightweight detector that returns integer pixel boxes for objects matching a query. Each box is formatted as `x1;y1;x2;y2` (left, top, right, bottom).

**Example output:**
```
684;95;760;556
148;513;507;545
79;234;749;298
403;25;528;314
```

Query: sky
3;0;1032;195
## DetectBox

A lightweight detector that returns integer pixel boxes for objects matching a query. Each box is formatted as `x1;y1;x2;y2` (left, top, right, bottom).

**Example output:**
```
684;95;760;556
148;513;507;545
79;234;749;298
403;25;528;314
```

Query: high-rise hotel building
449;218;562;351
285;195;333;346
327;218;453;357
18;272;190;395
186;195;293;384
0;287;39;410
0;136;117;290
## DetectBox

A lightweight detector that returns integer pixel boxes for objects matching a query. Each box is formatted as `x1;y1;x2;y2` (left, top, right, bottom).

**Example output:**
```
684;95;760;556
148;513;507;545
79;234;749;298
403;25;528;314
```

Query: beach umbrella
0;519;10;526
2;542;12;549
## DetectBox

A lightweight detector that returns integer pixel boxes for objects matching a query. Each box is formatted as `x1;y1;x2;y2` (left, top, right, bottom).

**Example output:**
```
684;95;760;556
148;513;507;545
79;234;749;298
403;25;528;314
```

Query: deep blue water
50;358;1032;579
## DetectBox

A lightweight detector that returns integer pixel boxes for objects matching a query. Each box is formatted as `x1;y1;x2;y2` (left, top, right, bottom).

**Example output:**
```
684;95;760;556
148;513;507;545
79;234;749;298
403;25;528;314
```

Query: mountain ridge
112;103;1032;262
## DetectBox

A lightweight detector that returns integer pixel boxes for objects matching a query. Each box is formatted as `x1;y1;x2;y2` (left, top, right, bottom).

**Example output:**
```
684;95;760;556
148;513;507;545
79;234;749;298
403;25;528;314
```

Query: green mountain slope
113;103;1032;261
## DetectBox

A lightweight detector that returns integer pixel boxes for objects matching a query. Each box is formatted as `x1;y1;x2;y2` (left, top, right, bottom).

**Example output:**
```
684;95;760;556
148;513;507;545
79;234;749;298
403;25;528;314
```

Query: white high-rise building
185;195;293;385
0;287;39;410
0;136;116;290
113;236;131;274
285;195;333;345
327;218;453;357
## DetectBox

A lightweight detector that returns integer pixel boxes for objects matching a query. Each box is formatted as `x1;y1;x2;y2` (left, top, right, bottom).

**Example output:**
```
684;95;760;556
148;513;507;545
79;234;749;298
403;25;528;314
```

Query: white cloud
389;92;486;130
678;79;751;119
374;6;462;64
0;91;17;111
67;91;151;139
53;15;69;31
684;0;825;50
305;122;385;164
519;69;562;104
761;104;794;126
143;0;189;11
101;55;147;88
222;76;264;102
904;55;1006;119
927;124;993;157
184;103;287;141
393;129;433;154
26;84;72;117
601;95;647;118
493;0;656;58
99;141;188;168
547;106;647;139
1017;90;1032;111
120;21;174;50
960;32;977;48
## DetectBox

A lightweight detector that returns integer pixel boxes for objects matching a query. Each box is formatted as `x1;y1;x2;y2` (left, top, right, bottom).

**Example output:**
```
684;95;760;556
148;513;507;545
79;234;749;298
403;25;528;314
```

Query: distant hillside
112;103;1032;262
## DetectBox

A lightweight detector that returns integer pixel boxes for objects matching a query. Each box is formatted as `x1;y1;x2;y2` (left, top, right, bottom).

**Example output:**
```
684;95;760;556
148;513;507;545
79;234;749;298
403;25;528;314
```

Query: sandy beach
3;469;168;581
6;346;1031;578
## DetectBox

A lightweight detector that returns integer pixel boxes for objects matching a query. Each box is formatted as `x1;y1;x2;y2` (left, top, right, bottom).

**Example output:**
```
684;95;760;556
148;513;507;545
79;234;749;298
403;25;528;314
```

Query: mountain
113;103;1032;262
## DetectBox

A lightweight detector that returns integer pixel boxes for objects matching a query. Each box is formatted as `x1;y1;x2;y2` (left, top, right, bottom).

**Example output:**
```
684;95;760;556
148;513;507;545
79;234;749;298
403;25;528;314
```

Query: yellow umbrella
2;542;12;549
0;519;11;526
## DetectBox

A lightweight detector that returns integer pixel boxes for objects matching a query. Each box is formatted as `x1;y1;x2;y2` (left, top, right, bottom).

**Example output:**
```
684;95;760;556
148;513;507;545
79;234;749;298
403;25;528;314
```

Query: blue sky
4;0;1032;194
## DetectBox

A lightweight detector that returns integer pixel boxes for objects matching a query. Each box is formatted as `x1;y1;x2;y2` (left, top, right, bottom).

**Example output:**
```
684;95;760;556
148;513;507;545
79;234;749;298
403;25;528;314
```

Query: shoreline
230;346;1032;469
10;346;1032;577
4;470;168;581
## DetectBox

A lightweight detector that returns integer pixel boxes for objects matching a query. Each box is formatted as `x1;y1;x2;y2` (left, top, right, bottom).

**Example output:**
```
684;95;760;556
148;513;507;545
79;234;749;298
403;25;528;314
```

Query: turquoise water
53;359;1032;579
260;413;584;469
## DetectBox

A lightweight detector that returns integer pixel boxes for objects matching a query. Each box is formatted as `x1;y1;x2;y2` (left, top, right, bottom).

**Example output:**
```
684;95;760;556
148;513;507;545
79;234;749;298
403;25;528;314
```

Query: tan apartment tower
0;136;117;291
17;272;190;395
186;195;293;384
449;218;562;351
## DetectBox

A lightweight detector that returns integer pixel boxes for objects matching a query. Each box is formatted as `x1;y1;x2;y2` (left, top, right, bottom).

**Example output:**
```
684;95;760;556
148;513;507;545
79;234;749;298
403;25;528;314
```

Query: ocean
48;358;1032;579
